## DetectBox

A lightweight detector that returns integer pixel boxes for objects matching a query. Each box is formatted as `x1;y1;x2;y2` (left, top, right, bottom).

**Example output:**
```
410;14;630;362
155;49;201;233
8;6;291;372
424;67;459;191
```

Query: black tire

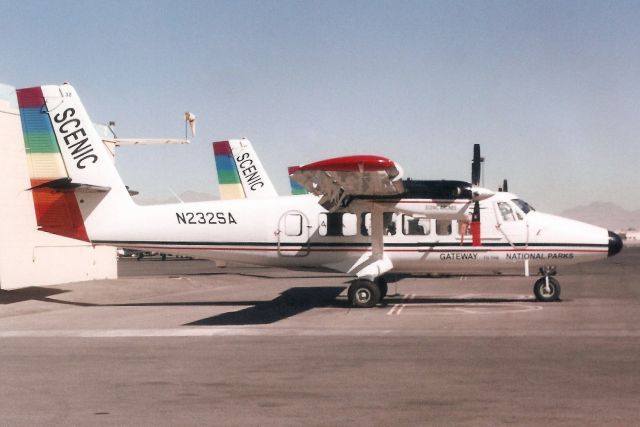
376;277;388;299
533;277;561;302
348;280;381;308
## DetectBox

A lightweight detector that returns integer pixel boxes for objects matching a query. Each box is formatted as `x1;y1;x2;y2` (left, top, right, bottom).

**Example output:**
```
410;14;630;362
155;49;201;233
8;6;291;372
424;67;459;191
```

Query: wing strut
348;203;393;281
371;203;384;260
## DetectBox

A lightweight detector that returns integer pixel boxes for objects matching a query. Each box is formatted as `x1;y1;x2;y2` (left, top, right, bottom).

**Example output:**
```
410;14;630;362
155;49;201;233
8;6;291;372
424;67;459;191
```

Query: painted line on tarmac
387;293;415;315
1;328;640;338
398;303;544;315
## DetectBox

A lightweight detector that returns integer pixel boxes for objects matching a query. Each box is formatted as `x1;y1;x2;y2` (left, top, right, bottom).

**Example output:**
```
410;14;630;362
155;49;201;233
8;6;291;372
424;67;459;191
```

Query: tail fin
212;138;278;199
16;84;130;241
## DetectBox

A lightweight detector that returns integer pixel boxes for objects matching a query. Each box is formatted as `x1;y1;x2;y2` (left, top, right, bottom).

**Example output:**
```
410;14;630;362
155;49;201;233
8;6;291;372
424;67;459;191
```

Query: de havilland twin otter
17;83;623;307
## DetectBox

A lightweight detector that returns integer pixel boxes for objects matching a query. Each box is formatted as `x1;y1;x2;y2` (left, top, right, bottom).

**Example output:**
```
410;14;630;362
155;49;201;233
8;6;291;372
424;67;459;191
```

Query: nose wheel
348;277;387;308
533;276;561;302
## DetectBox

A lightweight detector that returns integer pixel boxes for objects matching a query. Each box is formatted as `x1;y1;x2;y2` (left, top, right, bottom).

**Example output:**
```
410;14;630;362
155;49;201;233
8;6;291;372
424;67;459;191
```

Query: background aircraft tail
213;138;278;199
16;84;132;241
288;166;309;195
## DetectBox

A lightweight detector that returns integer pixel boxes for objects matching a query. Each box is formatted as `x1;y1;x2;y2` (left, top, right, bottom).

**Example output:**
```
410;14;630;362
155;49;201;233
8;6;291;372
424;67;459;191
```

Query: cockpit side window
511;199;535;214
497;202;516;222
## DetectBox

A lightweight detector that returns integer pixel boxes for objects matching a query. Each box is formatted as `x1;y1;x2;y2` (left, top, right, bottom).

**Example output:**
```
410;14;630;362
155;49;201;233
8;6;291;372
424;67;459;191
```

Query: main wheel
348;280;382;308
533;277;561;302
376;277;388;299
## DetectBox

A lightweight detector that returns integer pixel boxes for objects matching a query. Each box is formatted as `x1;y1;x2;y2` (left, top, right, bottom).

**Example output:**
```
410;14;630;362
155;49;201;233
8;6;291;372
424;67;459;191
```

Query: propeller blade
502;179;508;192
471;144;483;186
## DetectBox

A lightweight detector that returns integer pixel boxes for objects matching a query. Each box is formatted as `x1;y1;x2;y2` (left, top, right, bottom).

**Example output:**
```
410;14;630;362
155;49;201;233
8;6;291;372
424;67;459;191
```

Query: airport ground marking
387;294;415;315
1;326;639;338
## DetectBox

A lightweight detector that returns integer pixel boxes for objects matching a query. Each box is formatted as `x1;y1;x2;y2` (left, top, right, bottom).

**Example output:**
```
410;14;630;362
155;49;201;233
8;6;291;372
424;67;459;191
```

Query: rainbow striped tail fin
212;139;277;200
288;166;308;195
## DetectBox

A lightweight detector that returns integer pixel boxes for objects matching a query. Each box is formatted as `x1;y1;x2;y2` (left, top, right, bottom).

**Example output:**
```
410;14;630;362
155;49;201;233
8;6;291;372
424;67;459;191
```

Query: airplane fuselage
91;191;611;276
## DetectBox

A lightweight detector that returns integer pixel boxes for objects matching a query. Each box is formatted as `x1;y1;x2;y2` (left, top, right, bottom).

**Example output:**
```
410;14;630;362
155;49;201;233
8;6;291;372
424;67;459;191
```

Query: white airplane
16;83;623;307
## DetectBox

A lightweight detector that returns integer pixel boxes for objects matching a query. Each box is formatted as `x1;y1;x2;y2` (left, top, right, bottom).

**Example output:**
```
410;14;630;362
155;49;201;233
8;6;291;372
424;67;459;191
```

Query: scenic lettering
53;107;98;169
235;152;265;191
176;211;238;225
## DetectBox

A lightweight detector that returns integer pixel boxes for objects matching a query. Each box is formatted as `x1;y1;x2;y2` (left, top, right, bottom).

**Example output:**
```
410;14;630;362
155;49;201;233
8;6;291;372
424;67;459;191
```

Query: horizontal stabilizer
27;177;111;193
103;138;190;146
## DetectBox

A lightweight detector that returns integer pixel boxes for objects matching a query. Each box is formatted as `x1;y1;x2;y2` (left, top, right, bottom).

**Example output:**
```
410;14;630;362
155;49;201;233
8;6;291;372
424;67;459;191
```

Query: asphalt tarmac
0;248;638;426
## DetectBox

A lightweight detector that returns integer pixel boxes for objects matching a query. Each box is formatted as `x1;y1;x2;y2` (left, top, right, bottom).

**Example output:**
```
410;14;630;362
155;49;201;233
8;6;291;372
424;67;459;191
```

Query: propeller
471;144;483;186
470;144;484;246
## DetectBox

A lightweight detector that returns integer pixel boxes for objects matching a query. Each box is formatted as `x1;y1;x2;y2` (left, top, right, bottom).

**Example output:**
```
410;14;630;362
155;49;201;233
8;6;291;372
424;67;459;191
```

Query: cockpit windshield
511;199;535;214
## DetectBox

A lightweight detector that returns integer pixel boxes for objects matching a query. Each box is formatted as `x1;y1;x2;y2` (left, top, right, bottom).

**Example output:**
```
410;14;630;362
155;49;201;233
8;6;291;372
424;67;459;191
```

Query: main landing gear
348;277;388;308
533;267;561;302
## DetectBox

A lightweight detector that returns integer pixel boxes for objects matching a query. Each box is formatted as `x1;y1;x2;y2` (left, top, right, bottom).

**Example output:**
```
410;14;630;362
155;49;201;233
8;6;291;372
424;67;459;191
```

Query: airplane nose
608;231;623;257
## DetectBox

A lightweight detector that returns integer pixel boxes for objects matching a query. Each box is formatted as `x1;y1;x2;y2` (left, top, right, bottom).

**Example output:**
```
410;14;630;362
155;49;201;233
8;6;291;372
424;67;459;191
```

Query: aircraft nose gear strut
533;266;561;302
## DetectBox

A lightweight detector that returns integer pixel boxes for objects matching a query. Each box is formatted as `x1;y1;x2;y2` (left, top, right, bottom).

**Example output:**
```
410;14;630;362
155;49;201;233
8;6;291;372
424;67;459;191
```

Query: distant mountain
560;202;640;231
133;191;215;205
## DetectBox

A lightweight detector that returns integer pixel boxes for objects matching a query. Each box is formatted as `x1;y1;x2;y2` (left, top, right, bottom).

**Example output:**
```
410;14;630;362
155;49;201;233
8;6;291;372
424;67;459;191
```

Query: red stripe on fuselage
118;245;607;254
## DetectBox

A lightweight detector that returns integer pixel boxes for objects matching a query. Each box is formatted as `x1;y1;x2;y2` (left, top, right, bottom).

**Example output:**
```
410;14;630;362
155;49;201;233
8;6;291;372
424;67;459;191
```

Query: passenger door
276;211;311;256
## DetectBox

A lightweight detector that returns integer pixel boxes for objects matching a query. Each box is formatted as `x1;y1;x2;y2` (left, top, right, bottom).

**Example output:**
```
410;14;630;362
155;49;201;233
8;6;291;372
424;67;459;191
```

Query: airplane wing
288;155;404;211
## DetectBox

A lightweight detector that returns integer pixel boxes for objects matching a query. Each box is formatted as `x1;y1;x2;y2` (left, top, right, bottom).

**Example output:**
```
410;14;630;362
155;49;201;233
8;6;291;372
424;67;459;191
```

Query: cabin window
360;212;397;236
435;219;452;236
284;214;303;236
384;212;397;236
361;213;371;236
497;202;517;222
342;213;357;236
402;215;431;236
319;213;357;237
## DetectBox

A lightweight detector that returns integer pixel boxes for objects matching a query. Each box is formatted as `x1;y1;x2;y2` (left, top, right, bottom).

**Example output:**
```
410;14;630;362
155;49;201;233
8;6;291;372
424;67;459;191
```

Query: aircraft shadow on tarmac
185;286;348;325
183;291;538;326
0;286;540;325
0;286;70;304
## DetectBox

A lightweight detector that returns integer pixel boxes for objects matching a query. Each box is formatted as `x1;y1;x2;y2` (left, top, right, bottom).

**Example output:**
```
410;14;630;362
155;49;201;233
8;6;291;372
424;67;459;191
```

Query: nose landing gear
533;267;561;302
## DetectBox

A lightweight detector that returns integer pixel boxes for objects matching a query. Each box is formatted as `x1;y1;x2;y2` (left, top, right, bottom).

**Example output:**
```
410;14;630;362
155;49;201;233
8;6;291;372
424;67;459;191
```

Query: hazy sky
1;0;639;212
